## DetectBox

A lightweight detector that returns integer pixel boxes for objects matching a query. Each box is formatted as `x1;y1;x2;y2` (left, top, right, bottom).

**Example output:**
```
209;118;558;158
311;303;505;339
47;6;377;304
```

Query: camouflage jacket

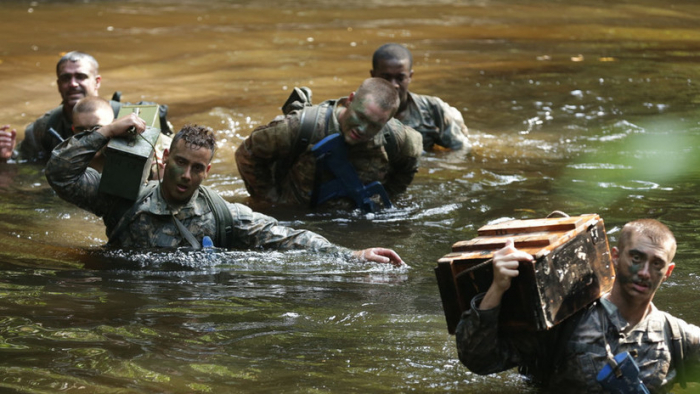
456;294;700;393
235;98;423;207
45;130;341;252
396;92;470;152
14;105;72;163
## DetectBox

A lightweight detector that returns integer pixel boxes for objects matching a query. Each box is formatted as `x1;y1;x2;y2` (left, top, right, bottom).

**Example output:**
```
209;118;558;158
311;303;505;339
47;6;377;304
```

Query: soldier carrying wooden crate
443;217;700;393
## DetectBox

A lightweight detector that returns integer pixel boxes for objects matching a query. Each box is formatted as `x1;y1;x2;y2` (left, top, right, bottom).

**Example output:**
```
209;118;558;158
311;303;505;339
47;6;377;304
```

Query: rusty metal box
435;214;614;334
99;105;161;200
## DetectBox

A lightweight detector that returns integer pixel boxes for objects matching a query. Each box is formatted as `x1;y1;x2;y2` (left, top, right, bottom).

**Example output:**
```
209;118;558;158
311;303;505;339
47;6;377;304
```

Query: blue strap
310;133;392;212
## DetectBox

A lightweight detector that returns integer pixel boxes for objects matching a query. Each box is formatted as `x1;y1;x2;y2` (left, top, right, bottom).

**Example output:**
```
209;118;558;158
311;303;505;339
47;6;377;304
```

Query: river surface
1;0;700;392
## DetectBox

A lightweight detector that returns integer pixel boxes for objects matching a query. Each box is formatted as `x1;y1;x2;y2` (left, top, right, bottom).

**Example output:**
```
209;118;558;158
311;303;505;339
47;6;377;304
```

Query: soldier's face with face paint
612;232;675;305
338;93;391;145
161;139;211;206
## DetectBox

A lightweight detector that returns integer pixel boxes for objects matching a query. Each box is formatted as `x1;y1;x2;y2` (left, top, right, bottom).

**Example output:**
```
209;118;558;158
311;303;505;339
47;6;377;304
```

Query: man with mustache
235;78;422;209
46;117;404;266
455;219;700;393
1;51;169;164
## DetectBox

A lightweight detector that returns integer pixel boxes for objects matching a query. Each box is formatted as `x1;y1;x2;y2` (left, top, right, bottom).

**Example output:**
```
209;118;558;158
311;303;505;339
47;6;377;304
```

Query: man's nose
637;262;651;279
390;78;401;88
182;166;192;180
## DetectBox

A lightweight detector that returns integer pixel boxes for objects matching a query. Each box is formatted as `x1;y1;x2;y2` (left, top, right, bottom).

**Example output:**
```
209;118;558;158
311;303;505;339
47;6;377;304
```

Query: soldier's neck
604;292;653;328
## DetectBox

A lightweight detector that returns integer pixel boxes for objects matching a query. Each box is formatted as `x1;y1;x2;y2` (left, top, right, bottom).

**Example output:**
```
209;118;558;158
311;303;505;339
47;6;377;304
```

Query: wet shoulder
386;119;422;158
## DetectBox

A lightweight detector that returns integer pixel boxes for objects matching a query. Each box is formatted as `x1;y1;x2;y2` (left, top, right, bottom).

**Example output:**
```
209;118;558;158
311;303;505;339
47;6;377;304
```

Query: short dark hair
56;51;99;76
171;124;217;161
618;219;677;262
372;43;413;70
73;96;112;116
355;78;400;117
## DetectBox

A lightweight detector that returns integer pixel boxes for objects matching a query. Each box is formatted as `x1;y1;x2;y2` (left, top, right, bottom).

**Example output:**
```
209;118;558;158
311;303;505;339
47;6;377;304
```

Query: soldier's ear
664;262;675;281
346;92;356;105
611;246;619;268
163;149;170;161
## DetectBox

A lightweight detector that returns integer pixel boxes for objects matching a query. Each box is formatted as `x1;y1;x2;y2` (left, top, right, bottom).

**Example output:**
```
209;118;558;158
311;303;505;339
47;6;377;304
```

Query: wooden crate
435;214;614;334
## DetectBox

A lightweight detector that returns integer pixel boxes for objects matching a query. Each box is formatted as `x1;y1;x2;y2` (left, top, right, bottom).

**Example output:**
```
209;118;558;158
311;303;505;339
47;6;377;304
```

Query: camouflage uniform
397;92;470;152
45;130;342;252
456;294;700;393
14;105;73;163
235;98;423;207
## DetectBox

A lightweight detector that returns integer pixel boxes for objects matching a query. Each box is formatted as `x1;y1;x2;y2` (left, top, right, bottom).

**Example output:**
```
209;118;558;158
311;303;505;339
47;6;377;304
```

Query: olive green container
99;105;161;200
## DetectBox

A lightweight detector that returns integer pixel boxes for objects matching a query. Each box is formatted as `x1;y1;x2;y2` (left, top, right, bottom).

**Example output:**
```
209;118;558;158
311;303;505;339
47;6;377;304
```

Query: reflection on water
1;0;700;392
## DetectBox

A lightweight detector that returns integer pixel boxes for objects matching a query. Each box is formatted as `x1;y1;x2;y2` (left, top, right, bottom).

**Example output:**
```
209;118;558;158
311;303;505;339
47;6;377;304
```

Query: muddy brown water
1;0;700;392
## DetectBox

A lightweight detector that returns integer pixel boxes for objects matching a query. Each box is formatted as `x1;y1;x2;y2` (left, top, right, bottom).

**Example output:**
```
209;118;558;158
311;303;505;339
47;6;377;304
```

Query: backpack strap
199;186;234;249
106;182;159;244
382;125;398;161
44;107;69;151
274;103;330;193
665;313;687;389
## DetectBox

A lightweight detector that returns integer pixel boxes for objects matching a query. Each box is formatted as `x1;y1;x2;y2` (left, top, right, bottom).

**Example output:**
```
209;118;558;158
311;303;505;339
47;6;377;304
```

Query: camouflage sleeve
455;293;521;375
234;117;296;202
678;317;700;381
385;124;422;196
45;131;115;217
14;115;49;163
435;98;471;152
227;202;349;254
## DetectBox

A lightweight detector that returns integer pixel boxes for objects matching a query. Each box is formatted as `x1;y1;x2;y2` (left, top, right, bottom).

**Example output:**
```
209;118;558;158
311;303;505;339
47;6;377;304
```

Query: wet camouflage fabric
45;130;342;252
456;294;700;393
14;106;72;163
235;97;423;207
396;92;470;151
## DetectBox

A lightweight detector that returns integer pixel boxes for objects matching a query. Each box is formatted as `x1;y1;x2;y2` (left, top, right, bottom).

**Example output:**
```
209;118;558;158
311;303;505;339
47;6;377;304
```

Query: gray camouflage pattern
45;130;342;252
456;294;700;393
14;106;72;163
397;92;470;151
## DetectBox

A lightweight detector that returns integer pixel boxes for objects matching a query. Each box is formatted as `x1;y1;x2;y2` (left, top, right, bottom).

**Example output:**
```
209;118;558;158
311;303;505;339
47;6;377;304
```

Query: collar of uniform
328;99;343;135
398;91;420;120
599;296;628;332
142;183;207;217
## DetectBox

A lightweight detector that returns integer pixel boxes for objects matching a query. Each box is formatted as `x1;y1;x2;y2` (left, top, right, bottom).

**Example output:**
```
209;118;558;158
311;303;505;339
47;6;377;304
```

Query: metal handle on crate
455;258;494;279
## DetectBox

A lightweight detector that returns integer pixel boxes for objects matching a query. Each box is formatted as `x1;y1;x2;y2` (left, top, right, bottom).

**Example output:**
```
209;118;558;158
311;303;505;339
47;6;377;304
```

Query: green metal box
99;105;161;200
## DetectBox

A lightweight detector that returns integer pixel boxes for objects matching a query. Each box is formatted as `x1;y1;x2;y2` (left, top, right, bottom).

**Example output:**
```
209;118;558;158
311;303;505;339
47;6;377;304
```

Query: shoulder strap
109;100;121;119
106;182;159;244
274;104;327;191
44;107;69;149
200;186;234;249
382;122;399;160
665;313;687;389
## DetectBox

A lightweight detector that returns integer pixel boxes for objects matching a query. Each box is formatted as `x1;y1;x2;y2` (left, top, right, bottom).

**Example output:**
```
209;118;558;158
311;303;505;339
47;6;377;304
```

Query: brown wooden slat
476;214;597;237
